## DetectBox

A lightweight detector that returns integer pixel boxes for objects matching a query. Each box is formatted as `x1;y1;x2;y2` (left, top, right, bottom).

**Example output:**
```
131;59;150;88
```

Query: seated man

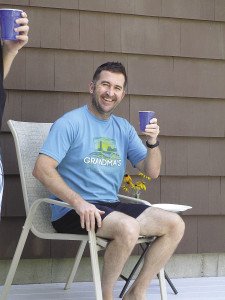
33;62;185;300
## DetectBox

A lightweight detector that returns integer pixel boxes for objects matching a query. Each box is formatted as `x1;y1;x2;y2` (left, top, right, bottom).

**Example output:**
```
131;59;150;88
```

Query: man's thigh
136;207;180;237
96;211;139;239
95;201;148;239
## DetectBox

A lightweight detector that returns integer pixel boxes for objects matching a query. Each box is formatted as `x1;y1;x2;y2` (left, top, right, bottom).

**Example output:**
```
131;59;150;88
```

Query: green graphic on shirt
93;137;120;159
83;137;121;167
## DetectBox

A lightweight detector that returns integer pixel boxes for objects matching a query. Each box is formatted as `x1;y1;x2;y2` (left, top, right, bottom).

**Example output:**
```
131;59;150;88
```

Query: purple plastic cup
139;111;155;132
0;9;23;40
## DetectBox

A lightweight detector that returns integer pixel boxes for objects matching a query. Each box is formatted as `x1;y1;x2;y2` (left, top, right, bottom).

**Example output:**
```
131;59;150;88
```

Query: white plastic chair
0;120;168;300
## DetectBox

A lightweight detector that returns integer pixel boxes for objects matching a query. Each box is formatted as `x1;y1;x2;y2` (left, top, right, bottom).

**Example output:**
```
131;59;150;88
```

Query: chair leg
64;240;87;290
158;268;168;300
0;221;31;300
164;271;178;294
119;243;151;298
88;231;103;300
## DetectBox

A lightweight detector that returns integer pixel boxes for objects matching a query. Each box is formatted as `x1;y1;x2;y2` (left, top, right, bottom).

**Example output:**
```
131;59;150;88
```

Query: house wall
0;0;225;270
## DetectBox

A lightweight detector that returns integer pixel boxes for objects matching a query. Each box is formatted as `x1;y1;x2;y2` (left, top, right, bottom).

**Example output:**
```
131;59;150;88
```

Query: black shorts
52;201;150;235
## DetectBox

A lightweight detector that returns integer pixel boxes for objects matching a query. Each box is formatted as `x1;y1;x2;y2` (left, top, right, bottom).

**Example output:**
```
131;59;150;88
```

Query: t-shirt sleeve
127;124;147;167
40;117;76;164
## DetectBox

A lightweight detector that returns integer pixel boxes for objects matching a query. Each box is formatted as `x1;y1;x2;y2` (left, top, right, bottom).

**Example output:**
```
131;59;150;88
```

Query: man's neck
87;103;111;120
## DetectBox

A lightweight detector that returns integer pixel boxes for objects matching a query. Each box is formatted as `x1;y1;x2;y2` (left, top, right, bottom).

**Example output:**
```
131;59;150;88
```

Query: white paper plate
151;203;192;212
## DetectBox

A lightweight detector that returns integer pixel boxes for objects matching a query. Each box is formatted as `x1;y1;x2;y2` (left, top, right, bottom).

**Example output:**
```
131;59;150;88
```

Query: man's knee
168;213;185;239
116;217;140;245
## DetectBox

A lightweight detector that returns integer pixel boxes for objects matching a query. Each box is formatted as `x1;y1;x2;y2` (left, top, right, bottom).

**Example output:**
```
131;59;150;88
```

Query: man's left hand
144;118;160;145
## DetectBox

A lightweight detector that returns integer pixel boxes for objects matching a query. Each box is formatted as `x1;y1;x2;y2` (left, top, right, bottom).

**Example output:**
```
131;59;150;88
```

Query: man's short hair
93;61;127;88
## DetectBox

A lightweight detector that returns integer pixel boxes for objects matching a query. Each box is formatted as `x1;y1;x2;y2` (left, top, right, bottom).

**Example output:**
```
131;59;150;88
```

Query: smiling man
33;62;185;300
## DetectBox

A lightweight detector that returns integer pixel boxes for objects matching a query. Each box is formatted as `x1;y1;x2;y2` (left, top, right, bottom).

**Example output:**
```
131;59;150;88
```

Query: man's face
89;70;126;119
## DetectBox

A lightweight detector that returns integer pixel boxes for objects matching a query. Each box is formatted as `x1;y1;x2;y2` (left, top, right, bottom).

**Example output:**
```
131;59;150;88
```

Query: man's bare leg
123;207;185;300
96;211;140;300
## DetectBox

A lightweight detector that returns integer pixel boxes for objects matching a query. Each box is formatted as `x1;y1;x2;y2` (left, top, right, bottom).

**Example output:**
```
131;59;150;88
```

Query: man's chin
98;104;115;115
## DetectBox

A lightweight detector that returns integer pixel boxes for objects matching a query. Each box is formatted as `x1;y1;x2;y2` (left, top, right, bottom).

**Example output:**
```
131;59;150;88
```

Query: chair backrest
8;120;52;215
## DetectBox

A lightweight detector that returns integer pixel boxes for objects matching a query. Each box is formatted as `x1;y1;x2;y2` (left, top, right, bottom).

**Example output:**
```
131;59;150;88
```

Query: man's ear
89;81;94;94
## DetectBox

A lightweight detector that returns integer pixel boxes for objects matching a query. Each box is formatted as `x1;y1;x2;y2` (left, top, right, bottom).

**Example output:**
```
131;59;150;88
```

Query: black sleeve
0;45;6;130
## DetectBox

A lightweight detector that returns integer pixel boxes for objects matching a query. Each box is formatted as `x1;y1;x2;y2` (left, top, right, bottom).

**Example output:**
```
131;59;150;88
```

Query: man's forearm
143;147;161;179
2;46;18;79
33;165;83;208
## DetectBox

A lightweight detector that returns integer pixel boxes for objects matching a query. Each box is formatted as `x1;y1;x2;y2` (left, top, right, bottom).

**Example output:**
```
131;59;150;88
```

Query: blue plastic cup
139;111;155;132
0;9;23;40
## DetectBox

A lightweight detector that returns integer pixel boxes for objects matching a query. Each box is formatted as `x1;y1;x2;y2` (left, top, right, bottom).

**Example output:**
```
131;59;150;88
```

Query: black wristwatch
146;140;159;149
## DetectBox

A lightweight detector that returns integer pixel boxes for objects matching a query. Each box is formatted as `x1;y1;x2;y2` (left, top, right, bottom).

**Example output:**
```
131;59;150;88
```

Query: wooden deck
1;276;225;299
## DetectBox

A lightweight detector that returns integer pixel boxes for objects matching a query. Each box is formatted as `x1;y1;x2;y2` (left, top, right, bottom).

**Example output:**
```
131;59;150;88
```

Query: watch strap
146;140;159;149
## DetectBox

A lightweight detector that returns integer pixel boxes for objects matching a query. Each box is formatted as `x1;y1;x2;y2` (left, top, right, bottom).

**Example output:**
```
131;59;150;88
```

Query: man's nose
106;87;114;97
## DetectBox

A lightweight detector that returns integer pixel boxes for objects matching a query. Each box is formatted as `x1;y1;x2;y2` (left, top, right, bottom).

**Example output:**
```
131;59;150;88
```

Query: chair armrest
29;197;74;216
23;198;75;236
117;194;151;206
35;198;74;209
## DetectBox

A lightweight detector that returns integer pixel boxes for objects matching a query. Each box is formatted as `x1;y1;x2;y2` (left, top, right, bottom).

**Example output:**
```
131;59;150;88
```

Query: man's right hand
73;199;105;232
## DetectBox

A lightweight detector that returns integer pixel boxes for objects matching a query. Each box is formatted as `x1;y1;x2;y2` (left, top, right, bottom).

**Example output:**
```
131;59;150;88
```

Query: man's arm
136;117;161;178
2;11;29;79
33;154;104;231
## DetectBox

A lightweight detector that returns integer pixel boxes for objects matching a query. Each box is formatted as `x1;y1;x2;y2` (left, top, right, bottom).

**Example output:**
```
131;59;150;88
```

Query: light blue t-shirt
40;105;147;221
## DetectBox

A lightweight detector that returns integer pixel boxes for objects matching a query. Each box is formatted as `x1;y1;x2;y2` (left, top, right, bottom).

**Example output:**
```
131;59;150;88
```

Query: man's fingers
149;117;157;124
85;212;91;231
146;123;158;129
21;12;28;19
95;211;104;228
145;123;160;134
80;214;85;229
16;17;29;25
87;210;104;230
16;35;29;42
15;25;29;34
97;210;105;227
78;205;105;231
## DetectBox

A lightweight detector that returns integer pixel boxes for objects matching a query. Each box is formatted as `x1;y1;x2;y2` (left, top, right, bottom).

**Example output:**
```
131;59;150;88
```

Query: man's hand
3;11;29;55
144;117;160;145
73;199;105;232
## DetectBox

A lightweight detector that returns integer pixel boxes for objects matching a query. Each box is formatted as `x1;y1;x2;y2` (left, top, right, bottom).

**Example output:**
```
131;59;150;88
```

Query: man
33;62;185;300
0;11;29;215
